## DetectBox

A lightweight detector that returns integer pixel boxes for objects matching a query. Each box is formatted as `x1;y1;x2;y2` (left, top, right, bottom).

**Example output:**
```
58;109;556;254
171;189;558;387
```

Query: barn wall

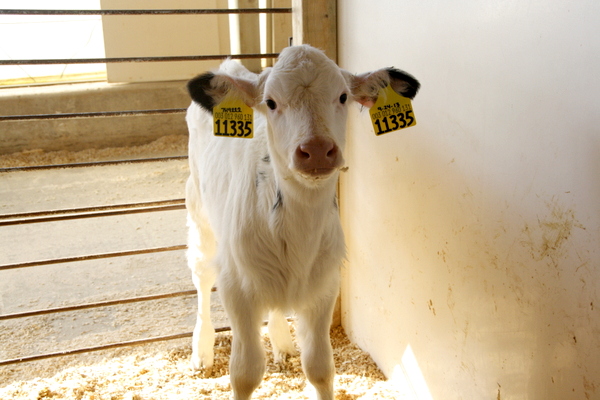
100;0;230;82
337;1;600;399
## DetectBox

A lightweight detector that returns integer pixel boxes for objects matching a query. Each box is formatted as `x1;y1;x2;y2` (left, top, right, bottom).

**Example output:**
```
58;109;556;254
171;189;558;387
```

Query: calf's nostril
326;145;338;159
297;146;311;160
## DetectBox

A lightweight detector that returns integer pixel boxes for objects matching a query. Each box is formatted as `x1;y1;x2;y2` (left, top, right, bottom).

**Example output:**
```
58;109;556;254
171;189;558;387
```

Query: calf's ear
348;67;420;108
187;72;218;111
187;71;262;112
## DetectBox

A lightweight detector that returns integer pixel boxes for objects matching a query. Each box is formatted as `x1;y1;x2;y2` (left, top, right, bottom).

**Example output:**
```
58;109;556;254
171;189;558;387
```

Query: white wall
338;1;600;399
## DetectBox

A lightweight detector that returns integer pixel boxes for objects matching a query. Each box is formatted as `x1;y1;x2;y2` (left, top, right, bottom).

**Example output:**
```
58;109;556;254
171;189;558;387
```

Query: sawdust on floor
0;326;403;400
0;134;188;167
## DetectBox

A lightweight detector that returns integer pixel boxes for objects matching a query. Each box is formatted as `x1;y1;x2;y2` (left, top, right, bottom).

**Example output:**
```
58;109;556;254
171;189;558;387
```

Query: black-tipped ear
386;68;421;100
187;72;216;112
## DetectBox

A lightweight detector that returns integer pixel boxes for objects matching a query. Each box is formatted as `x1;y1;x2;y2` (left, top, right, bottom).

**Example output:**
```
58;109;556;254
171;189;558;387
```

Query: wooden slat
291;0;337;61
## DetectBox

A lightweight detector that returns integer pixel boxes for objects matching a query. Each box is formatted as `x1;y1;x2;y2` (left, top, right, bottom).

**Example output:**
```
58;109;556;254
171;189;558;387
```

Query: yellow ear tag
213;96;254;138
369;85;417;136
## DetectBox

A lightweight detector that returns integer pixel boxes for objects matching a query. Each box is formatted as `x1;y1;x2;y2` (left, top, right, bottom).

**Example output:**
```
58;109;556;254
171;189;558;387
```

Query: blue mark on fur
256;171;266;187
273;190;283;211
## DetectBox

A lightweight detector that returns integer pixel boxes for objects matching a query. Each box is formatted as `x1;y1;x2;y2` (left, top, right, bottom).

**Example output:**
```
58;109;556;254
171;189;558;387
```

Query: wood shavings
0;134;188;168
0;326;403;399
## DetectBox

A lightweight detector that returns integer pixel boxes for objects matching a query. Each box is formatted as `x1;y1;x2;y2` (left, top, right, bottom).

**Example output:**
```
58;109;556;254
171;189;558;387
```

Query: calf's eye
339;93;348;104
266;99;277;110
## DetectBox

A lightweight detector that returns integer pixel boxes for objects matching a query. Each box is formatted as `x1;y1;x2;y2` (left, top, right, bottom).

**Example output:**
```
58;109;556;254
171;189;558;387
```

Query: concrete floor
0;156;227;364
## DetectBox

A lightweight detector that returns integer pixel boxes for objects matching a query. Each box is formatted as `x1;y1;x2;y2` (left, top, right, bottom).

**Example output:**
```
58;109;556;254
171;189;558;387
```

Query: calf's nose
294;136;340;176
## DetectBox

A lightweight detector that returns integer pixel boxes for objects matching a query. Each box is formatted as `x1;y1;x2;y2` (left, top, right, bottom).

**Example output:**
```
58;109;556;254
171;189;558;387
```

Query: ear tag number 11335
213;96;254;138
369;84;417;136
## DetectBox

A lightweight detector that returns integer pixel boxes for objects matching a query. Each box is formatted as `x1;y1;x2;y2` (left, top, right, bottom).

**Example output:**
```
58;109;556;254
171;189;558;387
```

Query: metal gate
0;4;291;368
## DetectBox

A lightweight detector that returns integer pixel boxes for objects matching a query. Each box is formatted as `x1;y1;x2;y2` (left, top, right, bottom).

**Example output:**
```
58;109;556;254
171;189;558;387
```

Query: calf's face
187;45;420;188
261;46;350;185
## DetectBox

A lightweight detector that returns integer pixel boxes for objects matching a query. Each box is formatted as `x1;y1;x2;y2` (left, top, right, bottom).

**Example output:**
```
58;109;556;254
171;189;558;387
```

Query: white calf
185;45;419;400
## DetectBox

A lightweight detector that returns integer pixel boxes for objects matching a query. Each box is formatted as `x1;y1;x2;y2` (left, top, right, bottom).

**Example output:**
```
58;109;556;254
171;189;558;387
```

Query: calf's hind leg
187;214;217;371
190;266;216;370
268;309;297;363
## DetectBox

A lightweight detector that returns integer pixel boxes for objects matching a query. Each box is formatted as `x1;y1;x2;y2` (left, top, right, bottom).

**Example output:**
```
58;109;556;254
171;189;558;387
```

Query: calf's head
187;45;420;187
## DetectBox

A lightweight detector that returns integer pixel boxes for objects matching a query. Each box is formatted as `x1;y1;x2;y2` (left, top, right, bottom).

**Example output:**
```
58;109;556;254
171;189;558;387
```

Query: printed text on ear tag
369;84;417;136
213;96;253;138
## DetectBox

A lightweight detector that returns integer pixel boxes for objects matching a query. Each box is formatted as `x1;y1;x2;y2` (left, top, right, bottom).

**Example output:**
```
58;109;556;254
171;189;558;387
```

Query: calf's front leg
297;294;338;400
220;284;266;400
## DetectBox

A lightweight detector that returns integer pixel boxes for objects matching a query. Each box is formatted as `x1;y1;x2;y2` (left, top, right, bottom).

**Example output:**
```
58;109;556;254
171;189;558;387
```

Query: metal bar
0;8;292;16
0;290;197;321
0;199;185;222
0;319;279;366
0;331;197;366
0;155;188;173
0;245;187;271
0;108;186;122
0;203;186;227
0;53;280;66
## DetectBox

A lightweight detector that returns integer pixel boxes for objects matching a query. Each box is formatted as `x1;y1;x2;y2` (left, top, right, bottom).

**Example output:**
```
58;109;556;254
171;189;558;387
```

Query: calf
185;44;419;400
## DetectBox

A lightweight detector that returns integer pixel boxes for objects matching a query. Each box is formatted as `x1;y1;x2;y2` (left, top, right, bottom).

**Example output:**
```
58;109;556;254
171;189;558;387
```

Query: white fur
185;45;419;400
